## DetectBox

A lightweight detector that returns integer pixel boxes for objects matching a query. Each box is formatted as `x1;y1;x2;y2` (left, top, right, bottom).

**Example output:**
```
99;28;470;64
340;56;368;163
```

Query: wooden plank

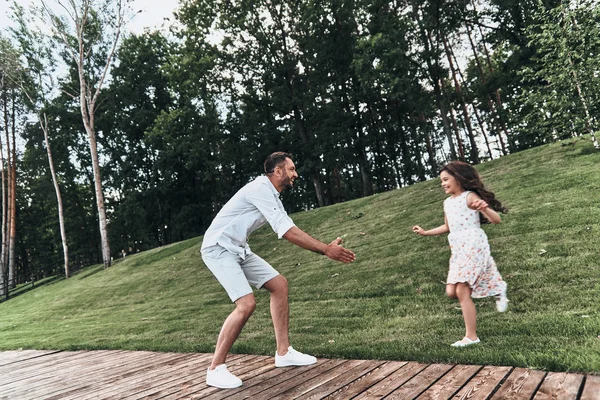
350;362;428;400
490;367;546;400
63;352;217;400
386;363;454;399
581;375;600;400
0;350;127;383
0;350;142;397
268;359;367;400
0;350;60;367
0;350;131;384
533;372;584;400
3;351;181;398
151;356;274;400
211;359;339;400
121;354;267;399
324;361;408;399
236;359;346;400
0;350;595;400
295;360;385;400
198;358;291;400
418;364;482;399
168;356;280;400
451;366;512;400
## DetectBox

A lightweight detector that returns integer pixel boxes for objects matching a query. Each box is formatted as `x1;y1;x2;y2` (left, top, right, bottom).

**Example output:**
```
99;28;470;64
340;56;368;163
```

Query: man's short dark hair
264;152;292;174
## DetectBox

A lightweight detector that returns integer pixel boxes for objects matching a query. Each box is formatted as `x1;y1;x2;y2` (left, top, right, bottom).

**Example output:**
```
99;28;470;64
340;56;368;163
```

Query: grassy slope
1;137;599;373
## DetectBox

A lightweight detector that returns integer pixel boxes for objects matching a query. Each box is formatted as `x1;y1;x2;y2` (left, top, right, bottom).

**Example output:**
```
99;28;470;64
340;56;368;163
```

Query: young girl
412;161;509;347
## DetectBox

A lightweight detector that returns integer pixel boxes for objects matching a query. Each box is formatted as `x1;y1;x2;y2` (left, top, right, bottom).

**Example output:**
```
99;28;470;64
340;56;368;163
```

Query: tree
2;3;71;278
517;0;600;147
0;39;21;293
35;0;129;268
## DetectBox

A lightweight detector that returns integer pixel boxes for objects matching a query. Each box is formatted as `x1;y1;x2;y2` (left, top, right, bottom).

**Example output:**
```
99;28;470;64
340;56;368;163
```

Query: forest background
0;0;598;294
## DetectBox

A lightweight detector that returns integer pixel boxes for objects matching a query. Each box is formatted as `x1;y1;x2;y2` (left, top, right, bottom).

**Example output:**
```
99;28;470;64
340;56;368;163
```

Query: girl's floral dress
444;191;506;298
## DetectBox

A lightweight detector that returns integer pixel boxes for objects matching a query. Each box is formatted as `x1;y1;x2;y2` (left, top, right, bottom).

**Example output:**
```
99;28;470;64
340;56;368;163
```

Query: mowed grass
1;136;599;373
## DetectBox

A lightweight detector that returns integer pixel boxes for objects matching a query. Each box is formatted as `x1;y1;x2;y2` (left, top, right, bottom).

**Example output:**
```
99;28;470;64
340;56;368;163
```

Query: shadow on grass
0;275;62;304
127;238;201;269
71;265;105;281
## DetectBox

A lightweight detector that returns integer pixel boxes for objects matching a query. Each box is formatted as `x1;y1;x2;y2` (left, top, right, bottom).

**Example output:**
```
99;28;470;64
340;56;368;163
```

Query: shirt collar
258;175;280;196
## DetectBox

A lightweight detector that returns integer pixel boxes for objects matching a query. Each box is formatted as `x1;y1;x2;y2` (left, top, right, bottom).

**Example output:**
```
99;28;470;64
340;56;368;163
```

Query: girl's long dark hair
440;161;507;223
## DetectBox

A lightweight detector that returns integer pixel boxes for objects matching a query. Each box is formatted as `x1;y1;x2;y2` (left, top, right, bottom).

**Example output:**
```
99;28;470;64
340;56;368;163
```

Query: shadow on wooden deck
0;350;598;399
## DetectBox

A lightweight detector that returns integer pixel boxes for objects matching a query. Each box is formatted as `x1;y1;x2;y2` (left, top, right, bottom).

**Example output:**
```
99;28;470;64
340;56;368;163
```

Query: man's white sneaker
275;346;317;367
495;290;509;312
451;337;480;347
206;364;242;389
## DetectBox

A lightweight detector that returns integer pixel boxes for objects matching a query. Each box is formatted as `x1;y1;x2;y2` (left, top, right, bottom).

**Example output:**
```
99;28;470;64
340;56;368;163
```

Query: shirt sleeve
246;185;295;238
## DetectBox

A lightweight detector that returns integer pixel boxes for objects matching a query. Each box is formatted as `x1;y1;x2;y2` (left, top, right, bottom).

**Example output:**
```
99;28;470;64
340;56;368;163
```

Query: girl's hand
470;199;488;211
412;225;425;236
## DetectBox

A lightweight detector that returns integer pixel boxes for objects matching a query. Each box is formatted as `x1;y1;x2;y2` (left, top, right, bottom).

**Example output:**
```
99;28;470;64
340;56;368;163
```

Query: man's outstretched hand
324;237;356;263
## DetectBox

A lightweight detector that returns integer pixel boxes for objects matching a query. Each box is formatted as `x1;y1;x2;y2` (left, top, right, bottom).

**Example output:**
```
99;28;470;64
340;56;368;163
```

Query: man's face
277;158;298;190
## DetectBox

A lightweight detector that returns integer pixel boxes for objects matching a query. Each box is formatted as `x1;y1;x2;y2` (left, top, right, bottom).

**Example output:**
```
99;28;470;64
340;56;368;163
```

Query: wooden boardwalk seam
0;350;598;399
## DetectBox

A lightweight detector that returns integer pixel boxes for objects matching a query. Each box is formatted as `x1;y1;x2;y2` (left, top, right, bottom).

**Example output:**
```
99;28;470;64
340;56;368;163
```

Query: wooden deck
0;350;599;399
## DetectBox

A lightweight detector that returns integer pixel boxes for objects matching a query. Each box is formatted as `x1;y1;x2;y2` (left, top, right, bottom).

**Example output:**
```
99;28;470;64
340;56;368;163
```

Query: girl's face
440;171;463;196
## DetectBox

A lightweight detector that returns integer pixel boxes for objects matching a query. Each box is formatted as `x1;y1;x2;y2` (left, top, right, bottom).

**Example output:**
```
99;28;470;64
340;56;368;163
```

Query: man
201;152;356;389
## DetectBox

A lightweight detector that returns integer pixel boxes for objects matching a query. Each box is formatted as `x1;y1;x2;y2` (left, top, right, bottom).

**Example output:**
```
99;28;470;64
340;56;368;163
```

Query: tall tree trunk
341;79;373;197
0;83;7;297
449;104;466;161
81;115;111;269
463;20;498;159
42;113;70;277
442;35;479;164
409;123;427;181
292;106;326;207
412;2;457;161
47;0;126;269
565;11;599;149
566;55;599;148
419;112;438;174
471;0;513;152
8;88;16;287
3;88;14;289
78;77;110;268
472;104;494;160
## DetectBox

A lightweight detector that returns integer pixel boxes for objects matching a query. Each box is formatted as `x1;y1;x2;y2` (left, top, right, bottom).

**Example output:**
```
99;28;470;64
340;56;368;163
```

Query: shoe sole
206;380;243;389
275;360;317;367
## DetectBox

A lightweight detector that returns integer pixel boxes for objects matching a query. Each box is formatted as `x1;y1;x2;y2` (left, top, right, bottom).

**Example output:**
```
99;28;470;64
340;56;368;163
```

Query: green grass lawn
1;136;599;373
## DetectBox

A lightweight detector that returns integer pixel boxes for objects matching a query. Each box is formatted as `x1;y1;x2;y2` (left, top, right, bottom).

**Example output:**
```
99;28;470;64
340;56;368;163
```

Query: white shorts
201;245;280;302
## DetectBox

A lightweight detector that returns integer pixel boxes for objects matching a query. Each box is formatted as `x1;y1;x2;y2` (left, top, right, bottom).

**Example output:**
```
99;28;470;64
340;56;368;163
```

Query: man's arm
282;226;355;263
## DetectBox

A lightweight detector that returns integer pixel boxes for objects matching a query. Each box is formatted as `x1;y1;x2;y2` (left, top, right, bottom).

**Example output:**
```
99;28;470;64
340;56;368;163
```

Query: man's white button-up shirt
201;176;296;258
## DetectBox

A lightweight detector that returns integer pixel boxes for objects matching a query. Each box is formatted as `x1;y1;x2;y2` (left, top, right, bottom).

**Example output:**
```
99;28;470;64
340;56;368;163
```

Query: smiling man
200;152;356;389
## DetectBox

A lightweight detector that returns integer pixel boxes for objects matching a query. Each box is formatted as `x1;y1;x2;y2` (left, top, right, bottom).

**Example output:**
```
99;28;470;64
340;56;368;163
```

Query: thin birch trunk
565;11;599;149
2;88;13;289
0;80;6;297
42;113;69;277
42;0;126;268
471;0;513;152
449;104;466;161
463;19;499;158
442;35;479;164
412;1;457;161
8;88;16;288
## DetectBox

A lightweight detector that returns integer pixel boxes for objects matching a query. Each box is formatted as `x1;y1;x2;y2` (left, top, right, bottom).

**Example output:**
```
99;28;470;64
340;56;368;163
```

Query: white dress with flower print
444;191;506;298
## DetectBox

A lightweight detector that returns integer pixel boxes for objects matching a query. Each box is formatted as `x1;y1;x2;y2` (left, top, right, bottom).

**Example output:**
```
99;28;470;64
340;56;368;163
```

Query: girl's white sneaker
496;290;509;312
451;337;480;347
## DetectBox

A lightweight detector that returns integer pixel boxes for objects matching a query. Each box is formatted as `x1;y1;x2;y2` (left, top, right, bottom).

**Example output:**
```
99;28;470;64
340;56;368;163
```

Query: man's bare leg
209;293;256;369
263;275;290;355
